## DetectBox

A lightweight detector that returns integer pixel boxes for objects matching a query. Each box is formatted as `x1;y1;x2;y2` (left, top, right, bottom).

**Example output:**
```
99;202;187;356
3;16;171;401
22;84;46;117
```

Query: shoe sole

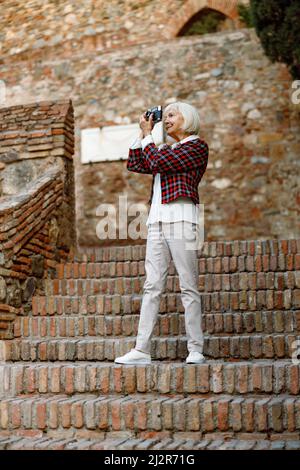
186;360;206;364
114;360;151;365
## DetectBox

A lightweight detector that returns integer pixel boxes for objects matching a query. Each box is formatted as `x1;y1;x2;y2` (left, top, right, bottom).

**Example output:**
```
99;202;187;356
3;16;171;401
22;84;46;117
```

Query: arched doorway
177;7;233;36
164;0;247;38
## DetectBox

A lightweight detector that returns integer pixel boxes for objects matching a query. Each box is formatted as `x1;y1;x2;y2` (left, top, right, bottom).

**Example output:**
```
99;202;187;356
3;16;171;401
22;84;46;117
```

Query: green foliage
237;3;254;27
250;0;300;79
182;9;226;36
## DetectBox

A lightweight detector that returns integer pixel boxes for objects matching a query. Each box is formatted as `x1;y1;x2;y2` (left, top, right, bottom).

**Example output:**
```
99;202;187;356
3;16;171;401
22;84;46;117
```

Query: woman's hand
139;112;154;138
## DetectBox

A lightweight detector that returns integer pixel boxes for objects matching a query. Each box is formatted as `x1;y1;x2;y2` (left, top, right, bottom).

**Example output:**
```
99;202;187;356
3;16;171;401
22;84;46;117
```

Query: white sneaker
114;348;151;365
186;351;205;364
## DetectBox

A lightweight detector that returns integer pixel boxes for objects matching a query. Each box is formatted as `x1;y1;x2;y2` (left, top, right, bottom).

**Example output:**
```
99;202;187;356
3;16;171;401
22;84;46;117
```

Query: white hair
164;101;201;135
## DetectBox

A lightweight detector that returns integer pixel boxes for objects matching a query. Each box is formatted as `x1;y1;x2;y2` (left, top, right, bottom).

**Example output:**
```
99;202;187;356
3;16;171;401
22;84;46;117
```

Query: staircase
0;239;300;450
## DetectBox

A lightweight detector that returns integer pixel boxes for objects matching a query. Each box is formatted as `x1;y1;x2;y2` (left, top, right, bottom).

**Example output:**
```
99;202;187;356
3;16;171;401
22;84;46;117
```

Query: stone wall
0;100;76;338
1;11;299;246
0;0;245;62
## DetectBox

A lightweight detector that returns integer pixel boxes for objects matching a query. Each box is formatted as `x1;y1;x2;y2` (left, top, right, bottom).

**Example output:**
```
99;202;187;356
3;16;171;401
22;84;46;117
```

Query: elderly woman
115;101;209;364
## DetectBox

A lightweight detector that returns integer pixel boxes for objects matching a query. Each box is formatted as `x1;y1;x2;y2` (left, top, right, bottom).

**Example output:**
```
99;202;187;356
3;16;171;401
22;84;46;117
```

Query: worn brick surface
1;435;300;450
1;394;299;435
3;332;300;362
0;100;76;339
14;310;300;338
1;361;300;397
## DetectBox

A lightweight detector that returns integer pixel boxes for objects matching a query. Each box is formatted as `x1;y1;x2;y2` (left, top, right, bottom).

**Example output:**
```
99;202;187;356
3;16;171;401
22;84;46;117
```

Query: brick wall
0;100;76;338
0;0;246;62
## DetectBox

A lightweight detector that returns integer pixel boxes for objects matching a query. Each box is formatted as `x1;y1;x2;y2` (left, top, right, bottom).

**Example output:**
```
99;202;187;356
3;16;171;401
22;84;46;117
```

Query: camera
145;105;162;124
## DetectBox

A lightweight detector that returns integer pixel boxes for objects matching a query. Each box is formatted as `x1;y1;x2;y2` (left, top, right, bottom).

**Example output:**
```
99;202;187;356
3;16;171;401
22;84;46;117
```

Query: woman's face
164;108;185;137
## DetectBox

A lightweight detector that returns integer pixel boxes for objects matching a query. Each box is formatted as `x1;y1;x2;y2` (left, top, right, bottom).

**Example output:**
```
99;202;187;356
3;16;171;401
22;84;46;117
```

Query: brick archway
164;0;247;38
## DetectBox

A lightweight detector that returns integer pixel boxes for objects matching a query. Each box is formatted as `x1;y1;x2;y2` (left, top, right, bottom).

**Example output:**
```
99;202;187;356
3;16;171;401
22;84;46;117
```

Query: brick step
1;393;300;435
14;311;300;339
1;360;299;397
56;255;300;278
1;435;300;450
31;294;300;316
72;239;300;262
47;272;300;295
3;334;300;361
44;280;300;311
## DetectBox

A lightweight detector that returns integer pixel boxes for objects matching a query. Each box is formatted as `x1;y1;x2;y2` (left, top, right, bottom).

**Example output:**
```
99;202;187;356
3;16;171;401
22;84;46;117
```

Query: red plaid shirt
127;137;209;205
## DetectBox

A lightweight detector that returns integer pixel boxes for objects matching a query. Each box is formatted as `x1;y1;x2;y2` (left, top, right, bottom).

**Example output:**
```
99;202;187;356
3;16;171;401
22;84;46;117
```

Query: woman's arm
127;146;153;174
127;118;154;174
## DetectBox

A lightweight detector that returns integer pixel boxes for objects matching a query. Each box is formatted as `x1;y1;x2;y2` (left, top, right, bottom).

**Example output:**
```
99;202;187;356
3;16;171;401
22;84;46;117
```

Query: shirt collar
171;134;199;148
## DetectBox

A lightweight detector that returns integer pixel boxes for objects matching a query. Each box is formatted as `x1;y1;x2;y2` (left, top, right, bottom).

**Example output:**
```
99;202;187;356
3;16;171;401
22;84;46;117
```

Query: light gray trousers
135;221;204;354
